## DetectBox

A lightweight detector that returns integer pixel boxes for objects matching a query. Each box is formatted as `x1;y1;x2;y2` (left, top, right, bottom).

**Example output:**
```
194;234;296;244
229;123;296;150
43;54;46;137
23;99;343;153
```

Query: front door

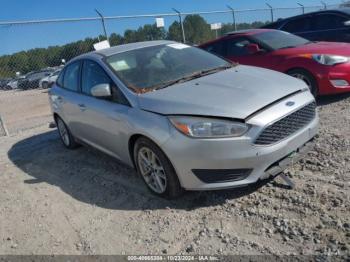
76;59;130;159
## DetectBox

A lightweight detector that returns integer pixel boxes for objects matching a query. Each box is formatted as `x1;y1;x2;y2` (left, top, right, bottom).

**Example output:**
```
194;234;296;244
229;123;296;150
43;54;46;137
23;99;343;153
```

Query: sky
0;0;342;55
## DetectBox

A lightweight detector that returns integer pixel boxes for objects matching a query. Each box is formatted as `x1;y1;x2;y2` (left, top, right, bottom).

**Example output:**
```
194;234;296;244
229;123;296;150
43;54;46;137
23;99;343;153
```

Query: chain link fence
0;3;340;91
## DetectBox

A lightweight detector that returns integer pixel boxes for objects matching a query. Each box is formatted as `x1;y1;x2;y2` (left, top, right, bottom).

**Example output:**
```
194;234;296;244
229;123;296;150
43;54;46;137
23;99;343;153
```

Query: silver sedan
49;40;318;198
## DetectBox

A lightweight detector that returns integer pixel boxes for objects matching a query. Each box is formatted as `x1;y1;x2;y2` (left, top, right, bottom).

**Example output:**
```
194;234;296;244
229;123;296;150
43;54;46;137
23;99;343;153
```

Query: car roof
225;29;274;36
97;40;175;56
198;29;275;47
264;8;350;27
71;40;176;62
294;8;350;16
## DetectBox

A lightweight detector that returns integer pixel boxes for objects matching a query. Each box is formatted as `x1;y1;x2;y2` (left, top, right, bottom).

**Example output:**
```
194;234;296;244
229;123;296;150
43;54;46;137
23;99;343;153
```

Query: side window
63;62;80;92
56;69;65;87
313;14;347;30
204;42;224;56
225;37;255;57
282;17;312;33
82;60;112;95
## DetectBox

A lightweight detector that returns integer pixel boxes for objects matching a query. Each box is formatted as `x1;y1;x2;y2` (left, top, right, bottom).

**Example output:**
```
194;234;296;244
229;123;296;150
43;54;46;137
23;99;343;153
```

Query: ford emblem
286;101;295;107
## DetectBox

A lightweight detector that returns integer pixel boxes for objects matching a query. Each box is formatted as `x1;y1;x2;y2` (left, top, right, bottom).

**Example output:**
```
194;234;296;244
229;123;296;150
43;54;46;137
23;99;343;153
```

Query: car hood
279;41;350;56
137;65;306;120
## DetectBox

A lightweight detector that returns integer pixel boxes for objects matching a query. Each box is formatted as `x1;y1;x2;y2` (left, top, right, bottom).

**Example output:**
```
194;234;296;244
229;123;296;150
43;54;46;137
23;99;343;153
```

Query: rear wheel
134;137;183;198
55;116;79;149
288;69;318;97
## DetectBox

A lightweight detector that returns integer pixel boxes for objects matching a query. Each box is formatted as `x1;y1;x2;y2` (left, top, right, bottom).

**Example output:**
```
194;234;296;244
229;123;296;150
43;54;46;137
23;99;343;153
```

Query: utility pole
172;8;186;43
95;9;109;42
297;3;305;14
227;5;237;31
266;3;274;22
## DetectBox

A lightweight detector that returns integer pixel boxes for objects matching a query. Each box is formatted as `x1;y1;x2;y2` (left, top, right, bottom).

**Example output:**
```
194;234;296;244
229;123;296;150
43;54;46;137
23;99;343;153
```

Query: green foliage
183;15;214;44
0;16;267;78
167;21;183;42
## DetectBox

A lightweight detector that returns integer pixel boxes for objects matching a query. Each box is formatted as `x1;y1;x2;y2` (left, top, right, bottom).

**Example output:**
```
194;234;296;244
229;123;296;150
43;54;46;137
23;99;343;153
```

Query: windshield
252;31;310;50
106;43;232;92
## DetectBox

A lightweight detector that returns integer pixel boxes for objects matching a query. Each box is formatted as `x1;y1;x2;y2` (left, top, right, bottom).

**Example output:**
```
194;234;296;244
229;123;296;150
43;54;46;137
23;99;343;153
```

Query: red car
199;29;350;96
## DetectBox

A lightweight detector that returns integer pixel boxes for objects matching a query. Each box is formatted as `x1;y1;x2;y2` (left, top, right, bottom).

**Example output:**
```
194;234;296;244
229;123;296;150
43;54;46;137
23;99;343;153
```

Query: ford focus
49;41;318;198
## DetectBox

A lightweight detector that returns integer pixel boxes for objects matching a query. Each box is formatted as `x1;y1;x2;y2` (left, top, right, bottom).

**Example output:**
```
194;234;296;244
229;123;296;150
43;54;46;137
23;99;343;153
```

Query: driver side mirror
344;21;350;26
91;83;111;98
245;43;262;55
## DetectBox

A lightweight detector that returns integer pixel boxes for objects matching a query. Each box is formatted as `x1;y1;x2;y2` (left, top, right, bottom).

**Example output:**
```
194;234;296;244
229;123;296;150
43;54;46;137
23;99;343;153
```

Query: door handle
57;96;63;103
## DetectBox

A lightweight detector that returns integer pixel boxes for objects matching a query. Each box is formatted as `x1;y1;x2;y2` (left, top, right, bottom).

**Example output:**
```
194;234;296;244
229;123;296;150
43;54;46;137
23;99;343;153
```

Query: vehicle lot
0;89;349;255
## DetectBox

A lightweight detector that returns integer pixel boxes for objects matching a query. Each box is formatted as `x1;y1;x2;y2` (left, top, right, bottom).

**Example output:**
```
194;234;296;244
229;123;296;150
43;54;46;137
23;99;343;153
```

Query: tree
109;33;124;46
183;15;213;44
0;18;270;78
167;21;183;42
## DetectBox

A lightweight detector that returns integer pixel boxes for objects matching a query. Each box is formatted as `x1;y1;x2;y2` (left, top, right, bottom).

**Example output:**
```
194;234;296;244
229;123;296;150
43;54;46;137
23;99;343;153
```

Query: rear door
56;61;84;136
280;16;314;40
311;13;349;42
77;59;131;159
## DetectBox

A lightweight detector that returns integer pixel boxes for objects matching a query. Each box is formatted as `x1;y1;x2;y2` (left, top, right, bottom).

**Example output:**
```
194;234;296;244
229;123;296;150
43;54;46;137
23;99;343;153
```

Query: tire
55;116;79;149
287;69;318;97
134;137;183;199
42;81;49;89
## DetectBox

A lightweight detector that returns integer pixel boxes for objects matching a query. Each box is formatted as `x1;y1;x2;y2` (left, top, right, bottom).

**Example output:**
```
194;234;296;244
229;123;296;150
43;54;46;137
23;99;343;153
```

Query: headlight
312;54;349;65
169;116;249;138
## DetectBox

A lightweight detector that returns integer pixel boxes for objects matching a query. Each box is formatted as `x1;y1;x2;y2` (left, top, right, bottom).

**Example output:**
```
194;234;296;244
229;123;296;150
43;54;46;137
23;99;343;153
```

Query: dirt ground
0;89;52;135
0;89;349;256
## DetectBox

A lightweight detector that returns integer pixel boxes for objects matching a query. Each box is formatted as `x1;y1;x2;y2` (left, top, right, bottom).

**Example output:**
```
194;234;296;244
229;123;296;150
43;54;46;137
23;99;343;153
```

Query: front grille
254;102;316;145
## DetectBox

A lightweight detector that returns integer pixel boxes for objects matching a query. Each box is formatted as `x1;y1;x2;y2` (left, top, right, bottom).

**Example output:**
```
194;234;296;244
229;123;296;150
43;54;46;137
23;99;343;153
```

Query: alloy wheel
137;147;167;194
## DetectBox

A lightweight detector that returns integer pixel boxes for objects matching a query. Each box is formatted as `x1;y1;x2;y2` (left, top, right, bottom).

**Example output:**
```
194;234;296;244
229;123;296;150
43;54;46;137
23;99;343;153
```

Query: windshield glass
106;43;231;92
252;31;310;50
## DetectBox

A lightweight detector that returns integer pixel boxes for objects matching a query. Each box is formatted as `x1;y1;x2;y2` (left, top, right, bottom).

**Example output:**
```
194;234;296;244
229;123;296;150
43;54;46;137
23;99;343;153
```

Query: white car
6;79;18;89
6;76;25;89
39;69;61;89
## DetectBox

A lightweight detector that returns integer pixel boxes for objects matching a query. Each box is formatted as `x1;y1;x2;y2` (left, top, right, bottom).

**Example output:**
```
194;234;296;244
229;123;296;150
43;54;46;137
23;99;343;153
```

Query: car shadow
7;130;268;211
316;93;350;106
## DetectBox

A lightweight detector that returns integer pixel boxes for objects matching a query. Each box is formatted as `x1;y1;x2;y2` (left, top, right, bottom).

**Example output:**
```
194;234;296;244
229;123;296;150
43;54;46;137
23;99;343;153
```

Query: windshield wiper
151;65;234;91
200;65;234;76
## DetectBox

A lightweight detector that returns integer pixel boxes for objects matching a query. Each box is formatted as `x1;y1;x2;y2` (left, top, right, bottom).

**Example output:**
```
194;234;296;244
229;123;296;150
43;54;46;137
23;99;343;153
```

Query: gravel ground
0;89;52;135
0;90;349;256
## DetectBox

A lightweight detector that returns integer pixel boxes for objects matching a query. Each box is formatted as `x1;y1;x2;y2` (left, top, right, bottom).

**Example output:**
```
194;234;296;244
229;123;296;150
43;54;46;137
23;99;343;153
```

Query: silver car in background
49;40;318;198
39;69;62;89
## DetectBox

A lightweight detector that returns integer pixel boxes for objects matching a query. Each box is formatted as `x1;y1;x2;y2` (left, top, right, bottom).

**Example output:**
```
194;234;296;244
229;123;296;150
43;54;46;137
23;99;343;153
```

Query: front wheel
134;137;183;198
288;69;318;97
